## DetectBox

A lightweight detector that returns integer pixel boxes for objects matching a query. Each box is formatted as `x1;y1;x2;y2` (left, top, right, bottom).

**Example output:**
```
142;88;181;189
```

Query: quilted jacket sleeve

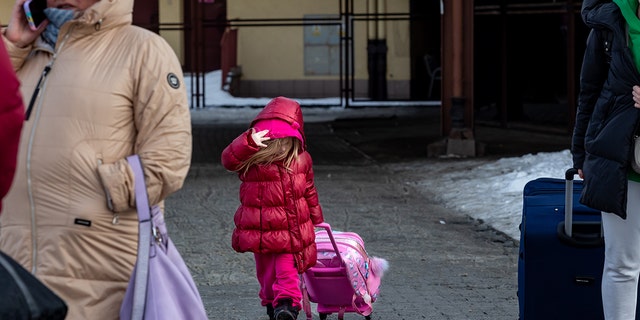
302;153;323;225
221;129;260;172
572;29;610;170
98;34;191;211
1;34;32;71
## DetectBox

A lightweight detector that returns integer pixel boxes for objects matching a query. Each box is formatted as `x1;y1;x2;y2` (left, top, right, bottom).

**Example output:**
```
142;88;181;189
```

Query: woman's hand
4;0;48;48
250;128;270;148
633;85;640;108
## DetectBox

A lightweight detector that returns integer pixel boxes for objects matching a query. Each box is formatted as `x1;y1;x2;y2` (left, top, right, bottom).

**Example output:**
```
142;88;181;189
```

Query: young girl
221;96;324;320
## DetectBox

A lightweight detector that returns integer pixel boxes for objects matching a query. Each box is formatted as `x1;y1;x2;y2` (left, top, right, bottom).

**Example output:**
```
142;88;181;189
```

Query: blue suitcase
518;168;605;319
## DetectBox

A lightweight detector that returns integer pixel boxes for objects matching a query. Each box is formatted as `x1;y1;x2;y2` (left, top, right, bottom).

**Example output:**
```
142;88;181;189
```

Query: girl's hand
251;128;270;147
4;0;48;48
633;85;640;108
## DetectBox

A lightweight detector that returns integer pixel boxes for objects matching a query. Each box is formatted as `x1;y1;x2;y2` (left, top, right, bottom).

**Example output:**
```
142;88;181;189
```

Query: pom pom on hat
254;118;304;143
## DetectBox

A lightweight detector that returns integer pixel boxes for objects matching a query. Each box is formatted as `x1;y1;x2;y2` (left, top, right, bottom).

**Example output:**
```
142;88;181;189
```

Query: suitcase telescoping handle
564;168;578;237
314;222;343;265
559;168;603;247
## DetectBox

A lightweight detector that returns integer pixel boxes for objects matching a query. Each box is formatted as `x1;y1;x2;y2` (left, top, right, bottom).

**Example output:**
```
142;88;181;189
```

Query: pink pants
254;252;301;309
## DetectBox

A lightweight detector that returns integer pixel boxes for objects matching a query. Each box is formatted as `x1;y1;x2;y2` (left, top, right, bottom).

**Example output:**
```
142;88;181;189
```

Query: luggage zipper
316;235;368;258
526;188;581;196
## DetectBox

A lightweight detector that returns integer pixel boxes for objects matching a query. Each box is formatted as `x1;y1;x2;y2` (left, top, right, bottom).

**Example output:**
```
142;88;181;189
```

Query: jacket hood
35;0;132;53
63;0;132;35
582;0;618;29
250;96;306;145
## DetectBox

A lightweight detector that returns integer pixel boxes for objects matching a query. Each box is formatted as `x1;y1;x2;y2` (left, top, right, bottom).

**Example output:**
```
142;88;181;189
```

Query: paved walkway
163;106;571;319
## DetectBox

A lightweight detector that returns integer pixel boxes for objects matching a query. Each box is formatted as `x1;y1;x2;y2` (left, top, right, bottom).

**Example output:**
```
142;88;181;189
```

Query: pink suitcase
301;223;388;320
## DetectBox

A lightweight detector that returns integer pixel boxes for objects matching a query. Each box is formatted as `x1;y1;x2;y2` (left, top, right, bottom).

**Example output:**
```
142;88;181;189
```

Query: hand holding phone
23;0;47;31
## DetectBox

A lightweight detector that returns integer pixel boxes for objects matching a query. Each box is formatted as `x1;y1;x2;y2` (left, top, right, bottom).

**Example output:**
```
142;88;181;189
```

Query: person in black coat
574;1;640;318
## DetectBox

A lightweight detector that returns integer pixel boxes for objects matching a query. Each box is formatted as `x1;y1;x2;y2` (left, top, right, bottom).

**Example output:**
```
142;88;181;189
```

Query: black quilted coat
573;0;640;218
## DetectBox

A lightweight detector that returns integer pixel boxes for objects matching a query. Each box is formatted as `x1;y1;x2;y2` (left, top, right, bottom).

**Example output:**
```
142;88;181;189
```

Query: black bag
0;251;68;319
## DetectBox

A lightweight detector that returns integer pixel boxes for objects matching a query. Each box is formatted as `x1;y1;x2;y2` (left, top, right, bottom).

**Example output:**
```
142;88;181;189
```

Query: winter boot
273;298;299;320
266;303;275;320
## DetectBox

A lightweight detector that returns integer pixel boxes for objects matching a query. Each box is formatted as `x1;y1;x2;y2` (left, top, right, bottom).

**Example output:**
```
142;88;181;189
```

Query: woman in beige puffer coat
0;0;192;318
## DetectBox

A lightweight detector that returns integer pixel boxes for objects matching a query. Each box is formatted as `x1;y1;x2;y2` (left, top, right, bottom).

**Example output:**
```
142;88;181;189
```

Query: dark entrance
409;0;442;101
474;2;590;130
132;0;158;34
183;0;227;72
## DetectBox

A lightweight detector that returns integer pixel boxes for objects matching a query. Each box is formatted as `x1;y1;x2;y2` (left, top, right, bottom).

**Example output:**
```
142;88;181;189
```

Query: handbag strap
0;252;42;318
126;155;152;320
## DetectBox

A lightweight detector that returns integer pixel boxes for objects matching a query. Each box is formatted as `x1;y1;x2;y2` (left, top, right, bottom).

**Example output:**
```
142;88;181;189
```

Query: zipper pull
112;213;119;225
25;65;51;120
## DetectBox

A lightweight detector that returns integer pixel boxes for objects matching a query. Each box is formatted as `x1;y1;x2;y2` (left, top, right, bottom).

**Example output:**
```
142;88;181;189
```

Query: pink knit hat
253;118;304;143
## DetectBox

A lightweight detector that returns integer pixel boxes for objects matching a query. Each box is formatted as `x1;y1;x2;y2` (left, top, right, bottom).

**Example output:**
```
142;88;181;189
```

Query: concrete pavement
163;106;571;319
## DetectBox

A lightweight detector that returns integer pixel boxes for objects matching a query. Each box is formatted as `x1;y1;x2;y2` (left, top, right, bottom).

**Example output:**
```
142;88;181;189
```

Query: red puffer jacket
0;39;24;212
221;129;323;273
221;96;324;273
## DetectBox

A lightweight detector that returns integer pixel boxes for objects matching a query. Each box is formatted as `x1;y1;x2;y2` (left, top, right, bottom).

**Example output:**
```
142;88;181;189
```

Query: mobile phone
23;0;47;31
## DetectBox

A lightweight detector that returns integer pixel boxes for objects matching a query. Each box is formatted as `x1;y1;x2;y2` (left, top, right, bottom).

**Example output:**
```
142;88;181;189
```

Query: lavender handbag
120;155;208;320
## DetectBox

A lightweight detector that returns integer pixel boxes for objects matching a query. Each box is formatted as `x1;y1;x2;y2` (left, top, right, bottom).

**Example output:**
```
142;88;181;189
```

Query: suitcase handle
314;222;343;265
564;168;577;237
556;221;603;247
558;168;603;248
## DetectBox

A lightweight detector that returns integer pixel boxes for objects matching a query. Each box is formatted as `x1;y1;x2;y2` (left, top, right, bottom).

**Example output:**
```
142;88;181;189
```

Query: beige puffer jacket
0;0;192;319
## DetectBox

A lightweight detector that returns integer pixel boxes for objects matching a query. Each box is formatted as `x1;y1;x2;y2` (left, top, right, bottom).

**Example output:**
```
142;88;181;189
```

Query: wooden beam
441;0;474;136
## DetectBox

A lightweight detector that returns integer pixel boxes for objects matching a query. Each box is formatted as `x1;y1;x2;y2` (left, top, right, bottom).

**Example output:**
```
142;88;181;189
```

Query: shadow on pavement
192;107;572;165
